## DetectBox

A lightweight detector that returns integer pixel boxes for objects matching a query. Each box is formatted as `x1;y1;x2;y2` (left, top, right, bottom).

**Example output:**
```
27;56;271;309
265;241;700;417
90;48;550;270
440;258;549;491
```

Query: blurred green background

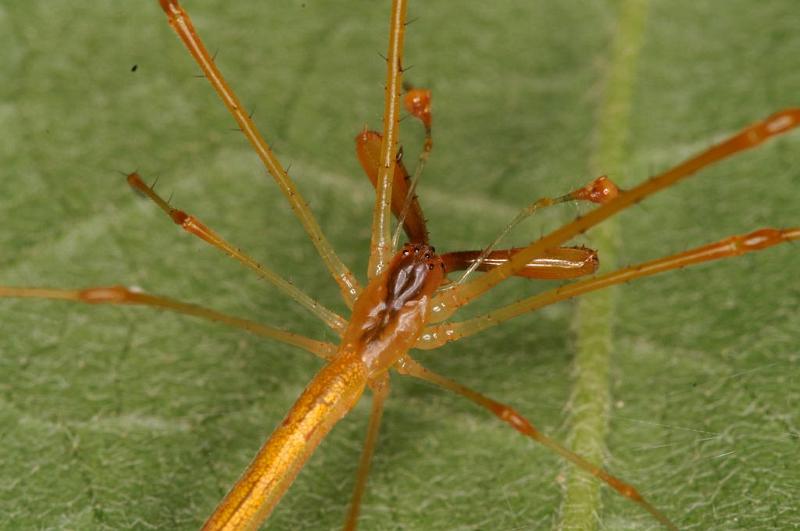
1;1;798;529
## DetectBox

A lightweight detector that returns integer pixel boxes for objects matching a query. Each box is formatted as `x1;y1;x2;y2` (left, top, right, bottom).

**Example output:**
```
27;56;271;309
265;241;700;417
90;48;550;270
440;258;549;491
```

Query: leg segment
128;173;346;334
430;109;800;321
343;374;390;531
0;285;335;359
418;227;800;349
157;0;361;305
395;355;678;530
368;0;409;277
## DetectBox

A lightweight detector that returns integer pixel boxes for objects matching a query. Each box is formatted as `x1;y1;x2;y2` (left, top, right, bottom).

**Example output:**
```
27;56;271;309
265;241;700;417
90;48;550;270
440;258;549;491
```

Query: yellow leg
396;355;678;530
343;374;390;531
128;172;346;333
157;0;361;306
368;0;409;277
417;227;800;349
0;285;335;359
429;109;800;322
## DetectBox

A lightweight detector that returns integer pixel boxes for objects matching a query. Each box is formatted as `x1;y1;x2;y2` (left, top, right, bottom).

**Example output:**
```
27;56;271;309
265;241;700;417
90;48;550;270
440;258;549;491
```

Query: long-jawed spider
1;0;799;529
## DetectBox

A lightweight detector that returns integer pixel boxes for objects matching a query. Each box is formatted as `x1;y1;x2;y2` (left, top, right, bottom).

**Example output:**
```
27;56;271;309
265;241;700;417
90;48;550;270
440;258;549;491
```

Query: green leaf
1;1;798;529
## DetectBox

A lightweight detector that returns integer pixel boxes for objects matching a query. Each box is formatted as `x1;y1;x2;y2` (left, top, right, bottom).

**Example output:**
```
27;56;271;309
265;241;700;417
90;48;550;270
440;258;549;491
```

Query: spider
1;1;798;529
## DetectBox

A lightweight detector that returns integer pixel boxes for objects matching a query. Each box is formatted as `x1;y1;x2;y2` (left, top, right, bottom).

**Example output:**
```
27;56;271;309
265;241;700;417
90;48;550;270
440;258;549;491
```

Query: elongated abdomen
202;353;368;531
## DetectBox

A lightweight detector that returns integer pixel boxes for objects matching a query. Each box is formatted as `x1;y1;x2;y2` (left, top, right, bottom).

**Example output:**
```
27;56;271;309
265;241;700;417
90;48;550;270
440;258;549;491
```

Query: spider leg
0;285;335;359
396;355;678;530
417;227;800;349
368;0;409;277
157;0;361;306
343;374;390;531
429;109;800;322
128;172;346;334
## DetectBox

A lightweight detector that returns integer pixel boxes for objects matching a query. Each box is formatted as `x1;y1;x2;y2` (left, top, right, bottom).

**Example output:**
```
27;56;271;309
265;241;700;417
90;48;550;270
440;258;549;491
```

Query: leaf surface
1;1;798;529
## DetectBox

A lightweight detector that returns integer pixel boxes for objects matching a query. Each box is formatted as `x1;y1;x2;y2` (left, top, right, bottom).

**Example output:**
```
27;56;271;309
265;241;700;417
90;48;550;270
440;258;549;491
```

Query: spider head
385;243;444;312
345;243;444;374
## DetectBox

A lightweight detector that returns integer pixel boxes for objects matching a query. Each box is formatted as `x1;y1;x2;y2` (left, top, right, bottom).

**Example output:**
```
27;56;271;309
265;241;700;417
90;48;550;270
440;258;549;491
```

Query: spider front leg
368;0;409;276
428;108;800;322
158;0;361;305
